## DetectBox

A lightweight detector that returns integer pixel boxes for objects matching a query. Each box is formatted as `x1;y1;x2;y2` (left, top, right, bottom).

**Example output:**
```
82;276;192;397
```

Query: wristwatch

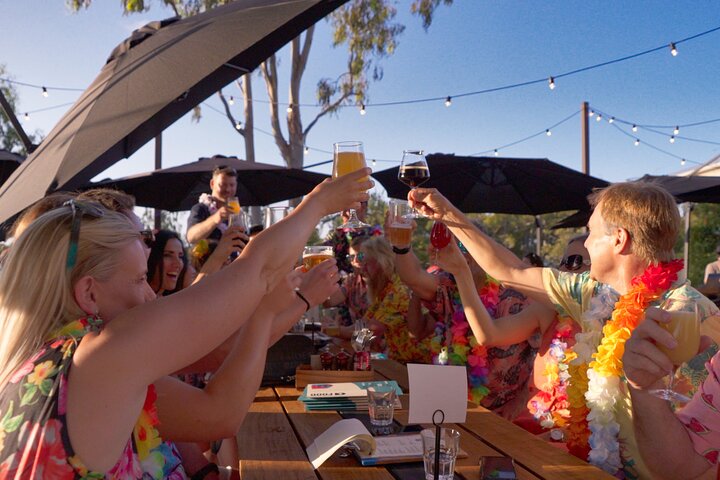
392;245;410;255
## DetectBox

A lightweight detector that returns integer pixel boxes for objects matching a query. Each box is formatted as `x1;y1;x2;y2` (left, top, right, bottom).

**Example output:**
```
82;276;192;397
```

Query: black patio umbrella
0;0;347;224
0;150;23;187
373;154;610;215
84;155;328;211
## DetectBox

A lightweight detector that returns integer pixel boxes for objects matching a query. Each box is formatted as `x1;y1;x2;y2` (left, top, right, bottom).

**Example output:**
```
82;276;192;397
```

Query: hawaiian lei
569;260;683;475
430;276;501;404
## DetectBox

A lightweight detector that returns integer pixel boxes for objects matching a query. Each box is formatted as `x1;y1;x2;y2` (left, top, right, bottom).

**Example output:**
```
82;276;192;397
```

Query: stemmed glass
397;150;430;218
648;299;700;403
227;196;245;229
430;221;452;264
332;141;369;229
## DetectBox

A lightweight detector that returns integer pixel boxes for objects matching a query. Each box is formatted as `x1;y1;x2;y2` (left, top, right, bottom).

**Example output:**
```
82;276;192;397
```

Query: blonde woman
357;236;432;364
0;169;370;478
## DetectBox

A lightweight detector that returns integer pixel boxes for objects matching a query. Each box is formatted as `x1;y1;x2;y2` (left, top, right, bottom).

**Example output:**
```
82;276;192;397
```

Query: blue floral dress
0;317;186;479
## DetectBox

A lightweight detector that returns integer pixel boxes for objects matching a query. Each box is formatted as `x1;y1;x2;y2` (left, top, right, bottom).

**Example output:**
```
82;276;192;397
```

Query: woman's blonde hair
357;236;395;302
0;204;138;387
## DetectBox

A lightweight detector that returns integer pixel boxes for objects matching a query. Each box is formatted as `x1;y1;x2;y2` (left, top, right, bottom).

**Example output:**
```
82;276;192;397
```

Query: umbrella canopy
85;155;328;211
0;150;23;187
373;154;610;215
0;0;347;224
636;174;720;203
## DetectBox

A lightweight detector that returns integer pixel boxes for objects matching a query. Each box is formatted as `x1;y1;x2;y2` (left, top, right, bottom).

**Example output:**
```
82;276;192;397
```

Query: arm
193;226;248;284
623;309;712;479
436;241;554;346
408;188;549;304
187;205;228;244
406;290;435;339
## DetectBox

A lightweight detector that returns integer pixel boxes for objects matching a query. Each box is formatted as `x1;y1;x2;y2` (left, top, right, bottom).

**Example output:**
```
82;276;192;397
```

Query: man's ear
209;177;216;192
615;227;632;254
73;275;97;315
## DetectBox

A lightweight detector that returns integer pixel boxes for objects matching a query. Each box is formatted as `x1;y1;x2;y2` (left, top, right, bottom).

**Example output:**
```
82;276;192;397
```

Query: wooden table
237;360;615;480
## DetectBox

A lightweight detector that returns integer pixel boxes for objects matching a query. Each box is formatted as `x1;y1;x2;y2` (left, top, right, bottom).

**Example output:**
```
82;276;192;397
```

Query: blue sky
3;0;720;200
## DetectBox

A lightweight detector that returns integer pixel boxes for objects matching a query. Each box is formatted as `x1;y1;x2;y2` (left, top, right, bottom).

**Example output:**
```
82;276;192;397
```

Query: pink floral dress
0;317;186;479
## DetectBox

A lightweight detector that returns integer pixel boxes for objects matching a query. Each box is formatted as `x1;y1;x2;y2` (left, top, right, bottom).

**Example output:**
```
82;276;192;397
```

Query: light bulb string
609;122;700;165
470;109;580;156
2;25;718;109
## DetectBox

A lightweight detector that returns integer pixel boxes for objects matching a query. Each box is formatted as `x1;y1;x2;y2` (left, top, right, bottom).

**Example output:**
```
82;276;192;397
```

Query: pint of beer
303;245;334;271
388;198;413;246
387;224;412;245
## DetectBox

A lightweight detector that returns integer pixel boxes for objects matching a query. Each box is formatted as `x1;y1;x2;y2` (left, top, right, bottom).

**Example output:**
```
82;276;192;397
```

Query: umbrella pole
0;91;35;154
683;202;693;282
154;134;163;231
534;216;543;256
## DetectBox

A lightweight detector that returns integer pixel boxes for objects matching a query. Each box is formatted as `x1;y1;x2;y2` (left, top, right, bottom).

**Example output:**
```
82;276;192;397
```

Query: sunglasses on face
64;199;105;270
559;254;591;271
346;252;365;262
139;229;155;249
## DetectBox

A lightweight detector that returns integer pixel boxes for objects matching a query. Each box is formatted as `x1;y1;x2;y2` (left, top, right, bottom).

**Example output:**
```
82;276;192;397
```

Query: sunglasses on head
346;252;365;262
559;254;591;271
63;199;105;270
139;229;155;249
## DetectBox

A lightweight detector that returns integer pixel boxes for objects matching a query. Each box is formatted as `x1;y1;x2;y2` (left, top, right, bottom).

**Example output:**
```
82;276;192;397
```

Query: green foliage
686;203;720;286
411;0;454;30
0;65;39;155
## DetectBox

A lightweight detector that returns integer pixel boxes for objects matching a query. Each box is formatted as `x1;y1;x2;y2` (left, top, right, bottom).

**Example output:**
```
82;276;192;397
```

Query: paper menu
306;418;375;469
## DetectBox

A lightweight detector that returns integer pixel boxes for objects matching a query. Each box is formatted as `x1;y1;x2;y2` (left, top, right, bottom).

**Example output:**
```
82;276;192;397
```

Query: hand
306;168;373;217
258;270;303;316
408;188;453;220
623;307;677;391
433;239;468;275
296;259;341;307
213;206;230;224
215;226;248;259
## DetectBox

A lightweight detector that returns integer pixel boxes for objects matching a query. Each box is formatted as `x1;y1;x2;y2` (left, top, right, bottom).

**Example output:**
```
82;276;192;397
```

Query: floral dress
0;317;186;479
424;269;538;418
364;275;432;364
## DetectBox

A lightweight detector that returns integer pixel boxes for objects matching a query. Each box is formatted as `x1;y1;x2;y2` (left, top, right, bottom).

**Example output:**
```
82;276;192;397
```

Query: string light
632;124;638;132
681;158;687;166
545;129;552;136
360;104;366;115
548;76;555;90
670;42;678;56
23;112;29;120
286;104;293;114
608;117;615;124
41;86;48;98
493;149;499;156
589;110;594;117
596;113;602;122
234;121;241;130
229;96;235;106
372;159;377;166
669;135;675;144
634;138;640;146
304;145;309;155
444;96;452;107
674;126;680;135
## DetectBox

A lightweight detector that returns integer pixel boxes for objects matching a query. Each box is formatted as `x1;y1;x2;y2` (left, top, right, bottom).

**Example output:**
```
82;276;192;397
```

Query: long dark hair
147;230;184;294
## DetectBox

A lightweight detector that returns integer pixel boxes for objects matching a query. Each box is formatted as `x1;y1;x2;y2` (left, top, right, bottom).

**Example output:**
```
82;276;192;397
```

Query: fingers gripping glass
332;141;369;230
559;254;591;271
398;150;430;218
64;200;105;270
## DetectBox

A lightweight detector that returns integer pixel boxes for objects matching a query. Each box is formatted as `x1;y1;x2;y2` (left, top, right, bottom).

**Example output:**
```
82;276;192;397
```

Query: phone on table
480;455;517;479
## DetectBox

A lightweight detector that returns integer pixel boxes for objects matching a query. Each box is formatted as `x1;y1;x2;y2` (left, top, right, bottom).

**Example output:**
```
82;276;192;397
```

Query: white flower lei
198;193;227;233
572;284;623;474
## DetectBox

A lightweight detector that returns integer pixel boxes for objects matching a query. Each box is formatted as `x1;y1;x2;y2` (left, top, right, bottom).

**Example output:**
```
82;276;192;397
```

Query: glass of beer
302;245;334;271
333;141;369;229
649;299;700;403
226;196;245;229
398;150;430;218
387;199;413;247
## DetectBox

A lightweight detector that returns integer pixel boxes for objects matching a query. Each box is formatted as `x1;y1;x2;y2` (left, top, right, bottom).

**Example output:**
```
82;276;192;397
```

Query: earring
87;309;103;329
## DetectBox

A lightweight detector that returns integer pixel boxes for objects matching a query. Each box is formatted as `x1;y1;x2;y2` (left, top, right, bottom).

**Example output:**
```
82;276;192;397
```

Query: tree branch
217;90;245;137
303;90;353;136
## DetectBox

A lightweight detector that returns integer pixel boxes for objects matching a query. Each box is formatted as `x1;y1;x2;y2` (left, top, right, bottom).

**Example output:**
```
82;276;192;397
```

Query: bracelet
392;245;411;255
295;290;311;312
191;463;219;480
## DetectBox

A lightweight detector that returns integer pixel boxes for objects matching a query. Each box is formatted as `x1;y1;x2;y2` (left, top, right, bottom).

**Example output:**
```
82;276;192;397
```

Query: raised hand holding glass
333;141;369;229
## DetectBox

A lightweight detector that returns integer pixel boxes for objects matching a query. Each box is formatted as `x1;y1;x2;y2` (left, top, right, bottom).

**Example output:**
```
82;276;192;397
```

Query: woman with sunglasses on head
0;168;371;478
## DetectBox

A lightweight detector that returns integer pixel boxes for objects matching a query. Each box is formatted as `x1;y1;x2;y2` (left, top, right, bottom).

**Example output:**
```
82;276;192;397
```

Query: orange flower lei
575;259;683;474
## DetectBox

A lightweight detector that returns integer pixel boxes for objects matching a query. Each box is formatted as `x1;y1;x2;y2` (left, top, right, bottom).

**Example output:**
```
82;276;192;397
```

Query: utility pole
581;101;590;174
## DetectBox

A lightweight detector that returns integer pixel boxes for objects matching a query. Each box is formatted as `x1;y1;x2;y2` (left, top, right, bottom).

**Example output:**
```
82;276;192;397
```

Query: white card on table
407;363;467;424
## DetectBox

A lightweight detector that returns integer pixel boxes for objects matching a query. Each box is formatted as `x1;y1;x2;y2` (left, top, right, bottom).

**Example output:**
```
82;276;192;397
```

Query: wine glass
648;299;700;403
430;221;452;264
398;150;430;218
332;141;369;229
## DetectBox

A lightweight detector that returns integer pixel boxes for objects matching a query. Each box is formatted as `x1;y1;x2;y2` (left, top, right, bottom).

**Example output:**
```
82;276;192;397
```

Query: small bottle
319;346;335;370
353;351;371;371
335;349;351;370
